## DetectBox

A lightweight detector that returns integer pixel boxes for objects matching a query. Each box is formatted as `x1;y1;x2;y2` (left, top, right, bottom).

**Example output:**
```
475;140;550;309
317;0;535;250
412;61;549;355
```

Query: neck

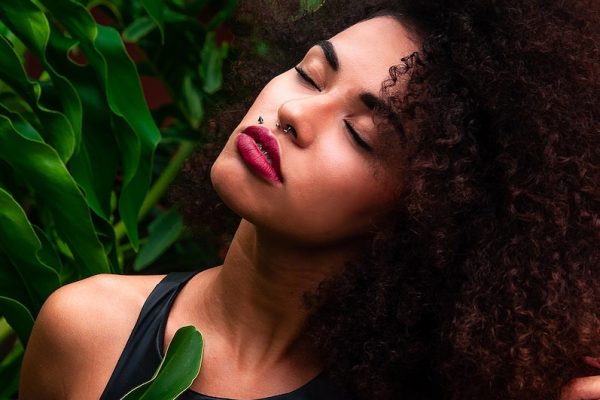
200;219;364;365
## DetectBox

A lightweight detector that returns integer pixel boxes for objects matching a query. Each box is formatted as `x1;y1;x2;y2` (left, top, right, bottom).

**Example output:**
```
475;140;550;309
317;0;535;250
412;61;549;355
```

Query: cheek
284;142;396;241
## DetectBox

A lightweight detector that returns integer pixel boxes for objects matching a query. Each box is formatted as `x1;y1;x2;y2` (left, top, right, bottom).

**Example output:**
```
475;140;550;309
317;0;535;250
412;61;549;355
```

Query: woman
19;0;600;399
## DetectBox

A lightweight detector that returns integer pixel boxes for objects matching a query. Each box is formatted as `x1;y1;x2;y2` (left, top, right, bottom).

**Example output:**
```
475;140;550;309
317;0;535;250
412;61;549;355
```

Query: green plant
0;0;235;396
121;326;204;400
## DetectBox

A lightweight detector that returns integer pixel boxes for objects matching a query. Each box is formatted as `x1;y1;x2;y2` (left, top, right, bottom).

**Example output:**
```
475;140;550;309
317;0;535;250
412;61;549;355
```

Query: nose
277;96;332;148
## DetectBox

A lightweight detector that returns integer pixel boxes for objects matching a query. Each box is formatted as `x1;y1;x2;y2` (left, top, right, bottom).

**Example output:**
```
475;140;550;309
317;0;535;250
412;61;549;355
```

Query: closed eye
295;65;371;152
294;66;321;92
344;120;373;152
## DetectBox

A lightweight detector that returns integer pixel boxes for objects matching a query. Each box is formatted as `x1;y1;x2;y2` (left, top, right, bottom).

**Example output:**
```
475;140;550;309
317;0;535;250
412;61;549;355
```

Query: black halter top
100;271;350;400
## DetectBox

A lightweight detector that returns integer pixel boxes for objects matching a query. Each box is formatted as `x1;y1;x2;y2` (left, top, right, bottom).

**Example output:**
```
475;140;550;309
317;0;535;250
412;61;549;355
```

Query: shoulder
19;273;165;399
34;273;164;348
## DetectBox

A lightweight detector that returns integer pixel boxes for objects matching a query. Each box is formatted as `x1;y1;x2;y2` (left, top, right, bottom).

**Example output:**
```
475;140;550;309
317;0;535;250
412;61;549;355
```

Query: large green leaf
0;103;42;141
0;115;111;277
67;69;119;220
42;29;118;222
0;0;83;153
134;208;183;271
0;188;60;312
121;326;203;400
0;34;75;161
0;296;34;345
37;0;162;249
33;226;67;282
0;253;33;316
141;0;165;42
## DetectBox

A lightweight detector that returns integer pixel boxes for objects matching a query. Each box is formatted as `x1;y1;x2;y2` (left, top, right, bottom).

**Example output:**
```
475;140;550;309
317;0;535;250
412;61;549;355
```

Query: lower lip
236;133;282;184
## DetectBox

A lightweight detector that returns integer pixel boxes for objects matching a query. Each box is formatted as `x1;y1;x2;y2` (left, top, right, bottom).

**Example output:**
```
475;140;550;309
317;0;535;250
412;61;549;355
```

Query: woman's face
211;16;419;246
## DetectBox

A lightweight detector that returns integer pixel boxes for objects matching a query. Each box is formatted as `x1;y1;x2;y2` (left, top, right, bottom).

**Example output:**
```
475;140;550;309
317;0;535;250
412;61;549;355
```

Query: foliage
0;0;236;397
121;326;204;400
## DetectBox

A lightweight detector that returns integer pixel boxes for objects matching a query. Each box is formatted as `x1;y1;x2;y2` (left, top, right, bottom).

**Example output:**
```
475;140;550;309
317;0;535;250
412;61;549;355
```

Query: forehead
328;16;420;90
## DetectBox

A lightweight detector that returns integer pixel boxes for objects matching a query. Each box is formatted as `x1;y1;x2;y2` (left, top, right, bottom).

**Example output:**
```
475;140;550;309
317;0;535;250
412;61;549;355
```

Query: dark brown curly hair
170;0;600;398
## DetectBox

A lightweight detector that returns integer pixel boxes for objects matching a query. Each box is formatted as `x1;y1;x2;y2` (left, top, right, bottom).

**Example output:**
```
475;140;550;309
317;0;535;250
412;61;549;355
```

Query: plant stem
114;140;198;243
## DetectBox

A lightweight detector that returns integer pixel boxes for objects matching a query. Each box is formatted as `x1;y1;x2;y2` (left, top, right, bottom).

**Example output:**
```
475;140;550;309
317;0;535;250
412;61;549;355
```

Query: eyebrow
316;40;339;71
315;41;391;114
359;92;389;112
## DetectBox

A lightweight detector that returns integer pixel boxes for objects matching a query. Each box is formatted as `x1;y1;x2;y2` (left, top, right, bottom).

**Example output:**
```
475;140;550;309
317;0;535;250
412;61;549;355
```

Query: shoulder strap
100;271;198;400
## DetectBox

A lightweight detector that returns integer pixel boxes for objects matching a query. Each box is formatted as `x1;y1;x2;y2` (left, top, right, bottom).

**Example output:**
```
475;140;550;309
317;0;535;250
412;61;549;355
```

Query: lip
236;125;283;184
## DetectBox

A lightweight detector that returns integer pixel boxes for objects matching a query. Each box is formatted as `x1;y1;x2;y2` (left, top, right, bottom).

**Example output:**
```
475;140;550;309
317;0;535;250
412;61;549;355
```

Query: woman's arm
561;358;600;400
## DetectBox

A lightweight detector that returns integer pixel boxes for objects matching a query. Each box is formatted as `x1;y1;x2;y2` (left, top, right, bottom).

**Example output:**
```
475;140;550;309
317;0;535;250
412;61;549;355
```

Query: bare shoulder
19;273;166;399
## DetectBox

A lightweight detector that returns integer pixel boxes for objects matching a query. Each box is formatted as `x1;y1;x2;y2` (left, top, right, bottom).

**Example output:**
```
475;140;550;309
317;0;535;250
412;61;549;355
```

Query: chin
210;153;262;222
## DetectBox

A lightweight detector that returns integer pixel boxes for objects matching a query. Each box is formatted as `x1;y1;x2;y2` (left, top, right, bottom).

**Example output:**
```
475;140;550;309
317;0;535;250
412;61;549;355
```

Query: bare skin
19;220;349;399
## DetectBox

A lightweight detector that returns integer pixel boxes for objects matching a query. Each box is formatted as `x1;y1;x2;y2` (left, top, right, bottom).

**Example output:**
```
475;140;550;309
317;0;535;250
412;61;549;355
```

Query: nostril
283;124;297;138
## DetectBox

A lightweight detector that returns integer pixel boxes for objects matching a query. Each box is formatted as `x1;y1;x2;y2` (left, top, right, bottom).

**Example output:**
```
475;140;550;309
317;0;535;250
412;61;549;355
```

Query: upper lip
240;125;283;181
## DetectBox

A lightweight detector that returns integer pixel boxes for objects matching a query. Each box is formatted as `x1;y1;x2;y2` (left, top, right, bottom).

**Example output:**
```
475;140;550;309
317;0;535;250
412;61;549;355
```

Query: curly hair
171;0;600;398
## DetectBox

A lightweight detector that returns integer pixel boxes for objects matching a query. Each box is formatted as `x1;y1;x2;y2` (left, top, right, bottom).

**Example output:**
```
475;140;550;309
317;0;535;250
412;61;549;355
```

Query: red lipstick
236;125;283;184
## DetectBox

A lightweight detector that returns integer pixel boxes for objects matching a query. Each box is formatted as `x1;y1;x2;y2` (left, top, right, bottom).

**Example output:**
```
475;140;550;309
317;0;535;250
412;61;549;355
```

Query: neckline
154;271;324;400
182;373;325;400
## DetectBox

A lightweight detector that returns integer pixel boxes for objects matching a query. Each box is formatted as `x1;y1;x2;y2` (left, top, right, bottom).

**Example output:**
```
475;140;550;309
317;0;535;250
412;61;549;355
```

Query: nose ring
275;121;296;138
283;124;297;138
258;116;264;124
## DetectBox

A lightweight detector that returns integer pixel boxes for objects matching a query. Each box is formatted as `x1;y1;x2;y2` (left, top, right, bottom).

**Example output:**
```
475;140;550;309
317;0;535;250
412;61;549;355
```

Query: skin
18;16;600;400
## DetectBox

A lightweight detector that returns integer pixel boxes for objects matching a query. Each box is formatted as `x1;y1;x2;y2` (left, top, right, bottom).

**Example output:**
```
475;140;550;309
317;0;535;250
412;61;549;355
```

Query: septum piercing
272;120;295;137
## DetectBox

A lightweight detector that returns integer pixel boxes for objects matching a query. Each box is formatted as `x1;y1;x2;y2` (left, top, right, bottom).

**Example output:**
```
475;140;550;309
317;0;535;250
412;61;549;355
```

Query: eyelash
294;65;373;152
294;66;321;91
344;120;373;151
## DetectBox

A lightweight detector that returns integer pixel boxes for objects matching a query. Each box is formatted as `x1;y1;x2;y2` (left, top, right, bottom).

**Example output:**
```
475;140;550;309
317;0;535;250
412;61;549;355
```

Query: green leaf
87;0;124;25
198;32;229;94
70;76;119;220
92;24;161;250
0;252;33;313
41;28;119;222
0;115;111;277
123;17;157;43
0;103;42;141
36;0;162;249
33;226;64;280
120;326;203;400
0;340;23;400
0;0;83;156
0;187;60;312
134;208;183;271
299;0;325;14
44;29;119;221
0;296;34;345
182;74;204;129
0;34;75;161
141;0;165;43
93;212;120;274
